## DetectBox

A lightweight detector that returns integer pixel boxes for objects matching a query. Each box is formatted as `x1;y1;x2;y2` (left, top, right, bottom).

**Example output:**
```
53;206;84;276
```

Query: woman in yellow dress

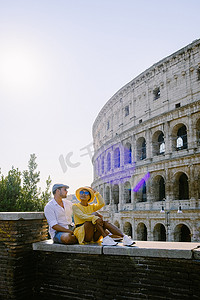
72;186;135;246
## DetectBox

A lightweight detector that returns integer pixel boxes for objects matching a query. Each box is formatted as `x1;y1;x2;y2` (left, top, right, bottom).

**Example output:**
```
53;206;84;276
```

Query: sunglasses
80;190;90;195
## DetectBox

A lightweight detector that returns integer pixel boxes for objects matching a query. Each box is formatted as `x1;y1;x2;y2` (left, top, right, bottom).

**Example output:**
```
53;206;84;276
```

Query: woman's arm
72;205;100;224
93;192;105;211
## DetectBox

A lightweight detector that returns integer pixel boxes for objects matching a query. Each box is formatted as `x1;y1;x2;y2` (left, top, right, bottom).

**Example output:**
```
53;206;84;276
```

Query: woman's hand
88;186;97;193
96;217;104;226
92;211;103;220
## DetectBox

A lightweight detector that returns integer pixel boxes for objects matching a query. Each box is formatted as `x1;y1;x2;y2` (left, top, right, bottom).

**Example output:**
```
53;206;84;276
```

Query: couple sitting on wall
44;184;135;247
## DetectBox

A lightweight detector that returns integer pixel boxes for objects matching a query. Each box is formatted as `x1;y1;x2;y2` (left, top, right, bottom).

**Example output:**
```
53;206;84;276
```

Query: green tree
0;154;51;212
0;167;21;211
18;154;41;211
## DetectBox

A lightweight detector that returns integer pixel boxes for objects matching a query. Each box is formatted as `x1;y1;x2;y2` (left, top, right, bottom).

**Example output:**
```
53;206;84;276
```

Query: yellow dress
72;192;105;244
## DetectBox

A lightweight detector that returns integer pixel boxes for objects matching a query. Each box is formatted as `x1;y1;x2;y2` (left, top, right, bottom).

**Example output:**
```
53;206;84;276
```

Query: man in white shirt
44;183;78;244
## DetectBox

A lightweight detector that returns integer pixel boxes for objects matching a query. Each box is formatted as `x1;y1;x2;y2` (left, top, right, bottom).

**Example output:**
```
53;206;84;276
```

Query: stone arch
136;180;147;202
105;186;110;205
152;130;165;156
179;173;189;200
152;175;166;202
153;223;166;241
100;187;103;198
171;123;188;151
112;184;119;205
101;156;104;174
137;223;148;241
174;224;191;242
95;159;100;176
114;220;120;228
196;118;200;146
173;172;189;200
106;152;111;172
136;137;146;161
123;222;132;237
98;158;101;176
124;181;131;203
124;142;132;164
114;147;120;168
198;172;200;199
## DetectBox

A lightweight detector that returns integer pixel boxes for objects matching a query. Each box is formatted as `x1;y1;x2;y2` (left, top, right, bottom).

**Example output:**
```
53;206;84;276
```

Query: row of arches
103;171;190;205
95;121;200;175
115;221;192;242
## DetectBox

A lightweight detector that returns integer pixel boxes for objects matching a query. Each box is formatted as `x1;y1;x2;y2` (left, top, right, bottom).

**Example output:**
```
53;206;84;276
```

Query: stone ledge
33;239;102;254
32;240;200;259
194;247;200;260
0;212;45;220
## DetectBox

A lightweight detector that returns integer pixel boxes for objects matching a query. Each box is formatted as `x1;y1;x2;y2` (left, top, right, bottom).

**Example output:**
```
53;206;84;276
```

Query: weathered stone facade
92;39;200;242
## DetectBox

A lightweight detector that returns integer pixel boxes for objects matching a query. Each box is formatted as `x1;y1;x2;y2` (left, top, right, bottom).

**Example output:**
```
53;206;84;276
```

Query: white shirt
44;198;73;239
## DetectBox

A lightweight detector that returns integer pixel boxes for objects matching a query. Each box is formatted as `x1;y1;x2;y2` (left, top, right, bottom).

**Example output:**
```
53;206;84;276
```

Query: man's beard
60;192;67;198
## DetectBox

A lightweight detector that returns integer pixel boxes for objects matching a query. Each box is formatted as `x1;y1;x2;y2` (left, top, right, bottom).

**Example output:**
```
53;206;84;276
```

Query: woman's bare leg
84;221;95;242
94;223;107;238
92;212;124;237
103;221;124;237
83;218;124;243
93;230;102;242
84;221;113;243
61;233;78;244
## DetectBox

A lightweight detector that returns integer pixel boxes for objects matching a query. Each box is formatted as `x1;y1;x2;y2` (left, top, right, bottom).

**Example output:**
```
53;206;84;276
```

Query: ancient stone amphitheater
92;39;200;242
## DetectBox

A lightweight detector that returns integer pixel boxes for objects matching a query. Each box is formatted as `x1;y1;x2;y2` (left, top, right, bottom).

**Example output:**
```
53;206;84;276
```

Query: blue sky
0;0;199;194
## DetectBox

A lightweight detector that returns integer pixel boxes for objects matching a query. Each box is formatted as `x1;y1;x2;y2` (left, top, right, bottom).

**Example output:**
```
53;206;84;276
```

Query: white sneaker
122;235;135;246
101;235;118;246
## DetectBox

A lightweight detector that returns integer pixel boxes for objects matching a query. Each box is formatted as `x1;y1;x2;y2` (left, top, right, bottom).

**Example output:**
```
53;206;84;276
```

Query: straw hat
75;186;95;203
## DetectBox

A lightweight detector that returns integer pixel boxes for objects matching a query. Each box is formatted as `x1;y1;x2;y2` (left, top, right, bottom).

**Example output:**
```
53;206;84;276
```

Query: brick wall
0;213;48;300
1;213;200;300
33;241;200;300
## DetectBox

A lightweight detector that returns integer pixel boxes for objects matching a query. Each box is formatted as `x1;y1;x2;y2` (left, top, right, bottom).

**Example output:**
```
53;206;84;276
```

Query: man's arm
52;224;74;234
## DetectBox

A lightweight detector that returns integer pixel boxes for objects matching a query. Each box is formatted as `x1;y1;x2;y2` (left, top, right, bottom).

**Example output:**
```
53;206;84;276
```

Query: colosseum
92;39;200;242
